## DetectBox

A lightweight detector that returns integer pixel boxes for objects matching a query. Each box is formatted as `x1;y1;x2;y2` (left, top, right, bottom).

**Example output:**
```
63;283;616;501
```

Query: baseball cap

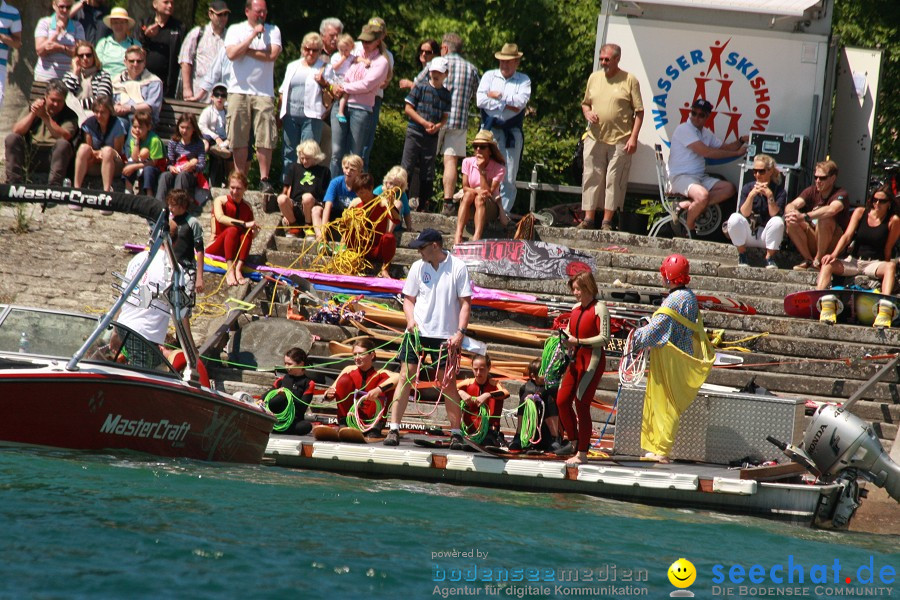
429;57;449;73
409;228;443;249
691;99;713;114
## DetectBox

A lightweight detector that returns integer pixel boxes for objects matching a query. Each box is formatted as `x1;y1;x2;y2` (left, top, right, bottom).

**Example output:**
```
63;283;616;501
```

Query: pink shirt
462;156;506;196
342;50;390;111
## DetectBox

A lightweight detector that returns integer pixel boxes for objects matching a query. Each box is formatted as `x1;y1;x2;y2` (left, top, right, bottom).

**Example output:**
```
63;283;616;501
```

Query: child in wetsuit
510;359;562;453
268;347;316;436
166;189;204;344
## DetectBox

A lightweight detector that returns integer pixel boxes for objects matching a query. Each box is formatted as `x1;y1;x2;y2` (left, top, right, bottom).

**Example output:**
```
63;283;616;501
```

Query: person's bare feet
565;452;588;466
225;269;238;286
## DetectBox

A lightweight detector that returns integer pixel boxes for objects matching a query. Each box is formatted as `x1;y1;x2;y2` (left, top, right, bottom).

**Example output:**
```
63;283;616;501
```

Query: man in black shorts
383;229;472;448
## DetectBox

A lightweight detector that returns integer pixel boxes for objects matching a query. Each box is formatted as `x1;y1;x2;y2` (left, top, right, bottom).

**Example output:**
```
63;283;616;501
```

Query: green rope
345;393;384;431
518;394;540;448
461;403;490;443
539;332;567;390
264;388;296;432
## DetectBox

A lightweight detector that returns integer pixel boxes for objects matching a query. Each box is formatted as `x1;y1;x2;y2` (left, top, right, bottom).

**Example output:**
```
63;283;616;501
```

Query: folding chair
650;144;722;238
650;144;691;238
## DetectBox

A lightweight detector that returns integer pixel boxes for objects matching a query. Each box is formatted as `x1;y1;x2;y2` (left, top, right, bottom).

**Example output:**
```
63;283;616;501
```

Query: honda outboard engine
769;404;900;528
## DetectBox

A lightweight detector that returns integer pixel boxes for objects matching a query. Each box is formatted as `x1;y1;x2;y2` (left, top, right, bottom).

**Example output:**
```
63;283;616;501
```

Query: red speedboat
0;183;275;462
0;304;274;462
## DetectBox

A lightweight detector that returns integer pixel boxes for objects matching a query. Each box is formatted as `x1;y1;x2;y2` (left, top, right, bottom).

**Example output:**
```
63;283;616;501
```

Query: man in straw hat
476;42;530;215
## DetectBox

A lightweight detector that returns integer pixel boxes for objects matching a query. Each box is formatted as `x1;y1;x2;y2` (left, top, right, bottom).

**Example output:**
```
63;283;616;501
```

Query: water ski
452;240;595;280
338;427;368;444
784;288;900;326
312;425;341;441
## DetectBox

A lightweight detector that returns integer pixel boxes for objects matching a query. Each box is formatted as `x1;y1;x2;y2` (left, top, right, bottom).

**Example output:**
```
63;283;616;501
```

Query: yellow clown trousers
641;306;715;457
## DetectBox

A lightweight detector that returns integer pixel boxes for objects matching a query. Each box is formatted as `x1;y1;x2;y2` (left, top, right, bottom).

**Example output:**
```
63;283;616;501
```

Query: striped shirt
631;288;699;355
167;138;206;172
404;81;451;135
62;69;113;111
0;0;22;68
413;52;479;130
34;15;85;81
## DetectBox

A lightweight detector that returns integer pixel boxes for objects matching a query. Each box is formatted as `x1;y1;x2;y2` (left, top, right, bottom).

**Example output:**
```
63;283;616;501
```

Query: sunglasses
813;174;831;180
420;49;434;55
77;53;94;58
473;145;490;150
303;46;321;52
126;58;145;64
751;168;768;174
212;92;227;98
874;196;891;204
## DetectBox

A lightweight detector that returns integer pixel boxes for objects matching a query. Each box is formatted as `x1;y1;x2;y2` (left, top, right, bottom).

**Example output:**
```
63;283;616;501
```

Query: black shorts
397;334;451;368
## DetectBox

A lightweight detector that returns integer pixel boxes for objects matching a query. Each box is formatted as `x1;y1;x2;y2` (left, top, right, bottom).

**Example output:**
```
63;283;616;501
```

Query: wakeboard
598;286;757;315
452;240;595;280
784;288;900;326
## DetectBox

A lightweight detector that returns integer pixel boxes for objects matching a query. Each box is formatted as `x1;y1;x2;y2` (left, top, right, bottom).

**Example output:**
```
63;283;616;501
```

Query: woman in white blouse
277;32;328;185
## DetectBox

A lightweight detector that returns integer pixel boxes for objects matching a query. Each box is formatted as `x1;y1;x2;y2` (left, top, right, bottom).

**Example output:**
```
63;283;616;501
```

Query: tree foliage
833;0;900;162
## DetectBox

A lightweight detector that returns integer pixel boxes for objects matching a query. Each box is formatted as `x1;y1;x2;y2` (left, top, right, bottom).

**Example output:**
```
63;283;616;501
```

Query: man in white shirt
383;228;472;450
476;43;531;214
223;0;281;193
667;98;747;234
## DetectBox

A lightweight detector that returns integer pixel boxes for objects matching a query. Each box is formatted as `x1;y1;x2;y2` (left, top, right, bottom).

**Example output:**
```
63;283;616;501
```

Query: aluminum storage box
614;384;805;464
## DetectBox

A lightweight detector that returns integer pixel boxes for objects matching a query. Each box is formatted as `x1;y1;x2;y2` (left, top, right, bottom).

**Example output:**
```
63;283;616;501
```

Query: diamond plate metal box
614;384;805;464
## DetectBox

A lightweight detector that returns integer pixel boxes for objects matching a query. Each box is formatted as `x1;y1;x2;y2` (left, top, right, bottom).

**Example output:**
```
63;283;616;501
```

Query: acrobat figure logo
650;38;772;158
668;558;697;597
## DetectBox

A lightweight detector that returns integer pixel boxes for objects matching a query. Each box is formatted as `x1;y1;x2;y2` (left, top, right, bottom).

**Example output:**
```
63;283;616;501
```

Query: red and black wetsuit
334;367;394;422
206;196;255;261
458;377;510;432
557;300;606;452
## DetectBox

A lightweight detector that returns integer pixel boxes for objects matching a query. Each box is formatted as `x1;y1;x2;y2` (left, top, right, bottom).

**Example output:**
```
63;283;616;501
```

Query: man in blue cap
383;228;473;448
667;98;748;234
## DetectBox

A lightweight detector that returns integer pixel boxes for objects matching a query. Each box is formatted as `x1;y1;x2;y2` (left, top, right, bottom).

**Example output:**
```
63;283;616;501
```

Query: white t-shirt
402;252;472;339
116;251;171;345
223;20;281;96
667;121;722;177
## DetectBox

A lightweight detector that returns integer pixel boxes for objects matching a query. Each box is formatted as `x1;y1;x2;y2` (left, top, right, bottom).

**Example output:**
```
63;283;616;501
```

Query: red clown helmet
660;254;690;286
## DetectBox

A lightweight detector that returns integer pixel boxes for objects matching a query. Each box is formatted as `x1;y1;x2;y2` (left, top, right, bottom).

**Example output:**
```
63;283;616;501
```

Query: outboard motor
769;404;900;528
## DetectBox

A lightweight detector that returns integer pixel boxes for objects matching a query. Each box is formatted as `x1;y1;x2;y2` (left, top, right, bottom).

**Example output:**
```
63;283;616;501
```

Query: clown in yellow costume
630;254;715;462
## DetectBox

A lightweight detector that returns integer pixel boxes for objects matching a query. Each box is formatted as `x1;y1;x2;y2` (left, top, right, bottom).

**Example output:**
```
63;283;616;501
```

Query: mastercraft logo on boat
100;413;190;443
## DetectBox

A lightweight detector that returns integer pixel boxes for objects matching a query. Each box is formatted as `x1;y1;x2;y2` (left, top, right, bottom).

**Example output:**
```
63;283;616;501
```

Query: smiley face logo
668;558;696;588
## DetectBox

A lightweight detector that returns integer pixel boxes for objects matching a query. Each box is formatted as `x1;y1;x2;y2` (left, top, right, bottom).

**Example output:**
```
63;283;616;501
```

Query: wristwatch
458;327;468;335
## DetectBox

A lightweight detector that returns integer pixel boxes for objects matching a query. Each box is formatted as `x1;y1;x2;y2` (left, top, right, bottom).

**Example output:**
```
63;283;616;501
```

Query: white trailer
594;0;881;206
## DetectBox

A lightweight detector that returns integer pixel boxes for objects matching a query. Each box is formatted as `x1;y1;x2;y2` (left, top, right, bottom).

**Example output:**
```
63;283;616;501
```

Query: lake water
0;448;896;599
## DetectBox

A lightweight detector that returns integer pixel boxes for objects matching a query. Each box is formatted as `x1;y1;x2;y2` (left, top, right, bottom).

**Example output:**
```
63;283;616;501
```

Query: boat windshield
0;306;178;377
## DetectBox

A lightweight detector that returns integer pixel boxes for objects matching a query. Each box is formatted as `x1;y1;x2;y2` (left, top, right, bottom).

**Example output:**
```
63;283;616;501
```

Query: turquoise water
0;449;897;599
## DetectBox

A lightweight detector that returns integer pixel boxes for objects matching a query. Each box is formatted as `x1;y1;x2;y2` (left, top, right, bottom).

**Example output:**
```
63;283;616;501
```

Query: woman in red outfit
556;271;610;466
206;171;258;286
324;337;398;435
